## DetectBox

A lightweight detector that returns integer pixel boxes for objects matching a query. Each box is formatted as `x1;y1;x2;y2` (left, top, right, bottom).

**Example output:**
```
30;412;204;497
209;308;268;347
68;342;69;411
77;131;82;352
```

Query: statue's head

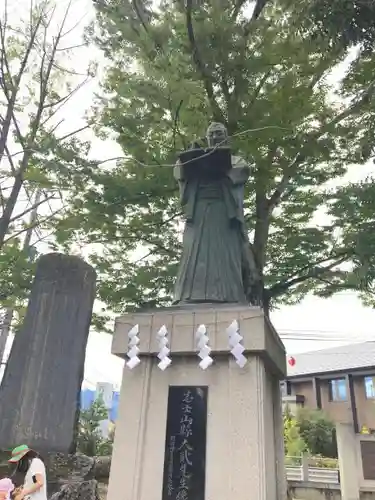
206;122;228;148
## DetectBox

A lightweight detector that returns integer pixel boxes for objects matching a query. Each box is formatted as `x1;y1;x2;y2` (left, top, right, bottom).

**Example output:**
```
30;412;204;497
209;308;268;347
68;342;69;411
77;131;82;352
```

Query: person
0;478;15;500
8;445;47;500
173;122;256;304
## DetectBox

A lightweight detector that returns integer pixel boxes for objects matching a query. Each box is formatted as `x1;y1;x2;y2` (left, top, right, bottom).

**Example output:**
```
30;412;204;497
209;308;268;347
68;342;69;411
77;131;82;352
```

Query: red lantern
288;356;296;367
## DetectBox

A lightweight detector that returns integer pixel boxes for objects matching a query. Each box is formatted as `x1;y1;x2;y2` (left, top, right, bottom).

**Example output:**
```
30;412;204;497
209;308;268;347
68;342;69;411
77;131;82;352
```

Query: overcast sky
2;0;375;390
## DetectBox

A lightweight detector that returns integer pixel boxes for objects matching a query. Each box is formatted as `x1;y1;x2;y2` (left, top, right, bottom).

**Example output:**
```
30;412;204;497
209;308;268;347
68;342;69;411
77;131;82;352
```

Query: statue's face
207;126;227;147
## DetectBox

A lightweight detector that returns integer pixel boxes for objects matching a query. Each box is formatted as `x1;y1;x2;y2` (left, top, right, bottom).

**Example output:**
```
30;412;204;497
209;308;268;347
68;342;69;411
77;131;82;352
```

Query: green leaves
305;0;375;52
0;242;36;306
283;408;307;457
2;0;374;322
0;0;97;319
327;179;375;304
297;408;337;458
77;397;114;457
52;0;373;315
284;407;337;459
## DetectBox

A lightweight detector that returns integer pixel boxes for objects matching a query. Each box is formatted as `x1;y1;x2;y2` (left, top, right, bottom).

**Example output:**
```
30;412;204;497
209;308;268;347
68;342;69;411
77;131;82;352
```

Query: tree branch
4;206;65;244
185;0;224;122
8;192;57;223
231;0;247;20
253;144;278;273
4;143;17;175
267;79;375;213
42;74;90;111
266;151;302;212
56;125;90;142
267;253;351;298
0;185;4;210
0;2;72;248
248;69;272;109
0;7;43;163
3;205;66;244
243;0;269;37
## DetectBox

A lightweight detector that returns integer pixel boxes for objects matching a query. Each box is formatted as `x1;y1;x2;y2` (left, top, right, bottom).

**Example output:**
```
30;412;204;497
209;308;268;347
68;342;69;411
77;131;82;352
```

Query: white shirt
24;458;47;500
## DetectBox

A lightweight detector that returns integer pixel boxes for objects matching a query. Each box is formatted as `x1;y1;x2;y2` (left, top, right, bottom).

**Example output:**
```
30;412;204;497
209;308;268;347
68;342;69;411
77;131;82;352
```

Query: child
0;478;15;500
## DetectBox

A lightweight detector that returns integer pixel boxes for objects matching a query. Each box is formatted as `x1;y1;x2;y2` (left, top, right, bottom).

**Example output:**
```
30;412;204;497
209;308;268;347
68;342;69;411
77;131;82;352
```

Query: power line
280;333;373;339
92;126;294;169
278;327;375;335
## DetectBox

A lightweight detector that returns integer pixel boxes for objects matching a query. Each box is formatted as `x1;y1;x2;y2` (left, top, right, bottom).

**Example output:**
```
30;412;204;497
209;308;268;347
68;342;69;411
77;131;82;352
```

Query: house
283;341;375;433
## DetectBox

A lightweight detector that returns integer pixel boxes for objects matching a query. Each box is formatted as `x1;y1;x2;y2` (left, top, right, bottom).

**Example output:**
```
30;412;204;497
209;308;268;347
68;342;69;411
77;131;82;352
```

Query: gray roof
286;341;375;378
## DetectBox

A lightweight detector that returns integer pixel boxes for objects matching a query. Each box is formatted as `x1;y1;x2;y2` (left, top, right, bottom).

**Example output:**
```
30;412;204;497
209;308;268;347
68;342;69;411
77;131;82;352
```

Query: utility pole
0;190;42;372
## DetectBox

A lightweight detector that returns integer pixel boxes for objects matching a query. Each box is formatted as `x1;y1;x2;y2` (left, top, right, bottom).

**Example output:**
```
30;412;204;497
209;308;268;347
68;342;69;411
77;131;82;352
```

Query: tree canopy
283;407;337;461
77;397;114;457
297;408;337;458
48;0;375;317
0;0;97;338
307;0;375;51
2;0;375;322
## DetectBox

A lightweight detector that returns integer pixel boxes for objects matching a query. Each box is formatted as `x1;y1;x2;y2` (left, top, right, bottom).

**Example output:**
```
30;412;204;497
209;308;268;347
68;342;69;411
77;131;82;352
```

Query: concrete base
337;423;360;500
108;305;287;500
336;423;375;500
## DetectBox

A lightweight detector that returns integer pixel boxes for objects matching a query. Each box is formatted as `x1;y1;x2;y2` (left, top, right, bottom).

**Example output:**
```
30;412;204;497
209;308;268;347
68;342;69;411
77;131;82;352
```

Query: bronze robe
173;156;250;304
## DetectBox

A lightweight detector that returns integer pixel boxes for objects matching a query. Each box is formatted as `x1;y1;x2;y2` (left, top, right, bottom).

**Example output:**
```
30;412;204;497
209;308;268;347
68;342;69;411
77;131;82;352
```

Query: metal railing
285;456;339;484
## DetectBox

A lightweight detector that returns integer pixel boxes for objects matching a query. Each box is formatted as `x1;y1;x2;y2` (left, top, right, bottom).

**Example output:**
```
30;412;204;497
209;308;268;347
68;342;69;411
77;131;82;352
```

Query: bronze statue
173;122;260;305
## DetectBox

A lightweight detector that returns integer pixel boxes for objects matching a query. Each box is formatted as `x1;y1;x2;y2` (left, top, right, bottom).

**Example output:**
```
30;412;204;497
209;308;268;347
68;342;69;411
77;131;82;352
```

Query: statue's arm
174;160;187;204
174;160;184;181
229;156;250;184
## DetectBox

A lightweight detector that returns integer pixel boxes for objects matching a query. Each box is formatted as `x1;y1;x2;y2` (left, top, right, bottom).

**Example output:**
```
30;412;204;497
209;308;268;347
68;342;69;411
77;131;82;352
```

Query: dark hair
10;451;42;486
17;450;41;474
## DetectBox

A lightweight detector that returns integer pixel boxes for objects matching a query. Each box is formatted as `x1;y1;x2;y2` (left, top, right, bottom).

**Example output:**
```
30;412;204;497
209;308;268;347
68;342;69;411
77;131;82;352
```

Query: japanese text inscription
162;386;208;500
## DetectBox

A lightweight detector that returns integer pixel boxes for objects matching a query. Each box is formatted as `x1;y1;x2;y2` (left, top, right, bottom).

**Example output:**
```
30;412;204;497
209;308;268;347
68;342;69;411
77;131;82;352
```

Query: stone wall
288;482;341;500
288;481;375;500
98;481;375;500
97;483;108;500
0;453;110;498
49;481;375;500
6;453;375;500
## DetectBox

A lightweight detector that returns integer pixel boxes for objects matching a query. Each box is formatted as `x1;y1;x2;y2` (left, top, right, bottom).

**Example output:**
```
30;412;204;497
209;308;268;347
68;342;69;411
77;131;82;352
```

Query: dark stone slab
162;386;208;500
0;253;96;454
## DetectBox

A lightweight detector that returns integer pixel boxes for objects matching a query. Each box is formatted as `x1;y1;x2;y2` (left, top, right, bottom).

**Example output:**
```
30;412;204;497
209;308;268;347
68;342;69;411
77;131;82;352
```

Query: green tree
305;0;375;51
0;0;94;249
283;407;337;459
53;0;375;316
0;0;97;342
296;408;337;458
77;397;114;457
283;407;307;459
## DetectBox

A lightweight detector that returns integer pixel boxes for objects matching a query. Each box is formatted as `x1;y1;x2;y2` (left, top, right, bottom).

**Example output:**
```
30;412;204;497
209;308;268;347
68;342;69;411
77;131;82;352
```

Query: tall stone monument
107;123;287;500
0;253;96;453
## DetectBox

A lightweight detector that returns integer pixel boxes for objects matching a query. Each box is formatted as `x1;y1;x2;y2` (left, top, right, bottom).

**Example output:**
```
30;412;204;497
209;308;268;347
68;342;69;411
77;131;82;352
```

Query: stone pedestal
108;305;287;500
0;253;96;453
336;423;360;500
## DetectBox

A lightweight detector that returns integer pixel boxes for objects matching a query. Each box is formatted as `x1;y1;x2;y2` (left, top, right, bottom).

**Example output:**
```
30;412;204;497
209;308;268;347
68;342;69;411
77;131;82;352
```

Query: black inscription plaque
162;386;208;500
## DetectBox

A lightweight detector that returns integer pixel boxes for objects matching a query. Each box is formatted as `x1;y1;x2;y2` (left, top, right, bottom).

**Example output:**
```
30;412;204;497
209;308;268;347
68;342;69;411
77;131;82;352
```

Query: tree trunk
0;308;12;367
0;190;41;372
